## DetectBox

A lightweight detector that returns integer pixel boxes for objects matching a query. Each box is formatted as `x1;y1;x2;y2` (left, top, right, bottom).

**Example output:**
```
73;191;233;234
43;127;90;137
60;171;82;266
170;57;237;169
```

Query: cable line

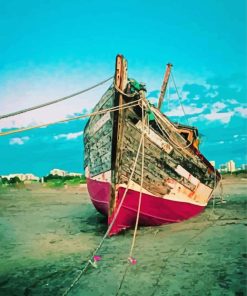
170;71;189;125
62;123;145;296
0;99;141;137
0;76;113;120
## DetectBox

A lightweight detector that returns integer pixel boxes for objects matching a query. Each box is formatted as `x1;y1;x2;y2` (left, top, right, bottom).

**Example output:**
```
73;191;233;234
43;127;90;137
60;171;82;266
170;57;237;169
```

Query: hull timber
84;55;221;236
86;178;205;235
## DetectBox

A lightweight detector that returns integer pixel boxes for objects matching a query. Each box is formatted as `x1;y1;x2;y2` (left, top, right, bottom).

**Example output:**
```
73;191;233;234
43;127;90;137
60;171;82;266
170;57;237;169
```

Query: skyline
1;158;247;178
0;0;246;176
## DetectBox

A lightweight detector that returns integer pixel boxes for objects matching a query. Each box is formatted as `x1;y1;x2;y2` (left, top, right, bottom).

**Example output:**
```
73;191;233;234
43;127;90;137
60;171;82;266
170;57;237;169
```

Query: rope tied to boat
116;98;147;296
145;100;193;151
170;70;190;125
114;84;138;98
0;99;142;137
0;80;142;137
0;76;114;120
62;102;146;295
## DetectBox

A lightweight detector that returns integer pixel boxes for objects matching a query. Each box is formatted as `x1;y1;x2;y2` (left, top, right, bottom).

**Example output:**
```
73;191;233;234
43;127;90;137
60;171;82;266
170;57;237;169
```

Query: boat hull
86;177;110;216
84;55;221;236
87;177;205;236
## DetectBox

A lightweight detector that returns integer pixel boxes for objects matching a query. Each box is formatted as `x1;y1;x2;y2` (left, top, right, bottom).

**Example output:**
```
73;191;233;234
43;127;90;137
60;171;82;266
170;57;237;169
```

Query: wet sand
0;180;246;296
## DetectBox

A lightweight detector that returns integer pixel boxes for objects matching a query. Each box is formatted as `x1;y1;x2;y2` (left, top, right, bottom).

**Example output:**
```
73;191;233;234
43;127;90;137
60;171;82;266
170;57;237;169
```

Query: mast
157;63;173;110
110;55;128;215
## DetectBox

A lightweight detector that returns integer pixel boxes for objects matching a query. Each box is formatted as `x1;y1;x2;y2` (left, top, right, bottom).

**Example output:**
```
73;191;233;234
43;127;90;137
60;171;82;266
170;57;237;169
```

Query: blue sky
0;0;246;176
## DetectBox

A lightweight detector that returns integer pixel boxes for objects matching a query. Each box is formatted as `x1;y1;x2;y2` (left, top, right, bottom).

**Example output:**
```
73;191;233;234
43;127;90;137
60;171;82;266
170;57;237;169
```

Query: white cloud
204;111;234;124
193;95;200;100
0;65;112;131
54;131;83;140
168;91;189;102
9;136;30;145
166;105;207;117
234;107;247;118
187;115;200;124
212;102;226;111
206;91;218;98
227;99;238;105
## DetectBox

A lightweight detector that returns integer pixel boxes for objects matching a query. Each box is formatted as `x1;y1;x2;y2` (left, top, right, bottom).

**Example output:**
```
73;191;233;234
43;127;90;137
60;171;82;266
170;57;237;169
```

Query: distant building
25;174;39;181
50;169;67;177
219;161;236;173
209;161;215;167
49;169;83;177
68;172;83;177
241;164;247;170
219;164;227;173
10;174;26;181
227;160;236;172
0;173;39;181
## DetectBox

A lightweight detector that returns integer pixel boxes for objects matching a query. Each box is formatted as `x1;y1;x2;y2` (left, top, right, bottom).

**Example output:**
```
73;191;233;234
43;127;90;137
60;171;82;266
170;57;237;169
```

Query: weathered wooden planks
119;121;197;194
84;87;114;177
84;77;219;210
118;107;217;192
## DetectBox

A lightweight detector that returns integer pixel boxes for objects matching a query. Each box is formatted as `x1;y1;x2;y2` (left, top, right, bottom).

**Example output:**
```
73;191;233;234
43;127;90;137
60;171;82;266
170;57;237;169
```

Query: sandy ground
0;180;246;296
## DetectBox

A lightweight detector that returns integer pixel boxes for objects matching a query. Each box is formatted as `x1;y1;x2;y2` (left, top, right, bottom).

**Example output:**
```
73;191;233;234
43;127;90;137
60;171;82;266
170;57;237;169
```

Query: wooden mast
157;63;173;110
110;55;128;215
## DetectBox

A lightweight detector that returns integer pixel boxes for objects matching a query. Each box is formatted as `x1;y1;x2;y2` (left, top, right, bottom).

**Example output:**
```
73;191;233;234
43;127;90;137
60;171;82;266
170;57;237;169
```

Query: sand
0;180;246;296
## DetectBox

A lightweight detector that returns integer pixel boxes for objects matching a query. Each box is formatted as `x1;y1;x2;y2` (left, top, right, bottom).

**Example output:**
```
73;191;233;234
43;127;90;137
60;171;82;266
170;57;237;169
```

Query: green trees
43;174;86;185
0;176;22;186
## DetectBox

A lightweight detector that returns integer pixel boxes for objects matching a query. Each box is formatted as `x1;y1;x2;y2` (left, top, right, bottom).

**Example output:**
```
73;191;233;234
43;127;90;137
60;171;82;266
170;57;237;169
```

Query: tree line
0;174;86;185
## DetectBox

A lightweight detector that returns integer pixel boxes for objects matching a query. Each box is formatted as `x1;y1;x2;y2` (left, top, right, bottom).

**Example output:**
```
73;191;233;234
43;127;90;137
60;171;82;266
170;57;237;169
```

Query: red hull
87;178;205;235
86;178;110;216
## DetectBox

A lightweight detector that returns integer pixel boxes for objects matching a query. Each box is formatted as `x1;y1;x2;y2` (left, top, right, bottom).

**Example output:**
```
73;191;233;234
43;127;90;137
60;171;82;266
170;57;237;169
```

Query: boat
83;54;221;236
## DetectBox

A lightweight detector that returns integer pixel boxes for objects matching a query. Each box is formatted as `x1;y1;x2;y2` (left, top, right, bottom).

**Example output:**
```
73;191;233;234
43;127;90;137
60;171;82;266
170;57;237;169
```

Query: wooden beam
157;63;173;110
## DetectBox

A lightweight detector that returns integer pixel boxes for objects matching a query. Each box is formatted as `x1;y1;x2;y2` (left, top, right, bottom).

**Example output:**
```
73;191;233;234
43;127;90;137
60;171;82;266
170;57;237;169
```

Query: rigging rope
154;113;193;150
167;79;170;111
170;71;189;125
210;163;221;216
115;84;138;98
62;124;145;296
0;76;113;120
0;99;141;137
145;101;193;151
129;107;145;258
116;101;146;296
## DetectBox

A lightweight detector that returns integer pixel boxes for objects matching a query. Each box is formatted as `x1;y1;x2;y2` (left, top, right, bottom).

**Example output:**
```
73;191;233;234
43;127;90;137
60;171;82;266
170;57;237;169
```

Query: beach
0;179;246;296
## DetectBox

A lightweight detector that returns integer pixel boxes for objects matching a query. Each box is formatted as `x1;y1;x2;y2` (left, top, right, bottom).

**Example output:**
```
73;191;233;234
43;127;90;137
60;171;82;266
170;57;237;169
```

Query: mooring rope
211;165;221;215
0;99;141;137
62;120;145;296
115;100;146;296
115;84;138;98
129;105;145;258
0;76;113;120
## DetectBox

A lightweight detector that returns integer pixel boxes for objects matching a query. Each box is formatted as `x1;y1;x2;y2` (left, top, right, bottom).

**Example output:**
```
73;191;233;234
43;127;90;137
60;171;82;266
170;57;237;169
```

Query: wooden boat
84;55;221;235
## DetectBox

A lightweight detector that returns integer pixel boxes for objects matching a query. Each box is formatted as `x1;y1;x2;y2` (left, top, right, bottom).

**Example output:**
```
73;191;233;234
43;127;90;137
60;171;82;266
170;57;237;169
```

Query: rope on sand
62;105;145;296
115;100;146;296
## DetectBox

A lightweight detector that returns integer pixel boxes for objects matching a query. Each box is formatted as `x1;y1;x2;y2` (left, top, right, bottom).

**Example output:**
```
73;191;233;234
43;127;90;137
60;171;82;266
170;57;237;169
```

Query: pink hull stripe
87;178;205;235
86;178;110;216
